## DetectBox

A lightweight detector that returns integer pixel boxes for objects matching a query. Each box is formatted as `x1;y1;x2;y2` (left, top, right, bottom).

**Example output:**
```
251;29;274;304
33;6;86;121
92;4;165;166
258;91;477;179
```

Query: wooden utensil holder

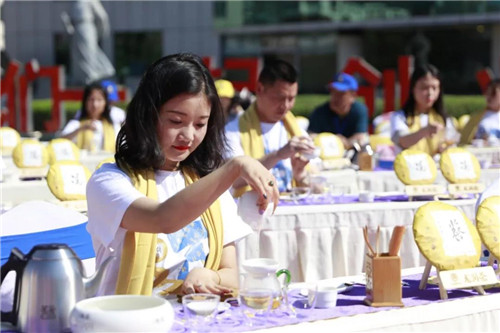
364;253;404;307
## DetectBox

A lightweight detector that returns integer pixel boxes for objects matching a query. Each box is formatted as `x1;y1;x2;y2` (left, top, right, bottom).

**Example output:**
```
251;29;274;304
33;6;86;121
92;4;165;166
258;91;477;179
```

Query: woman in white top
60;82;120;152
390;64;457;156
86;53;278;297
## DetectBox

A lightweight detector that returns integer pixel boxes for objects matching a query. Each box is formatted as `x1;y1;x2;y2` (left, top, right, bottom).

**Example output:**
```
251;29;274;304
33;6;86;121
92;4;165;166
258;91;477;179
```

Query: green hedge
31;95;484;132
291;94;486;119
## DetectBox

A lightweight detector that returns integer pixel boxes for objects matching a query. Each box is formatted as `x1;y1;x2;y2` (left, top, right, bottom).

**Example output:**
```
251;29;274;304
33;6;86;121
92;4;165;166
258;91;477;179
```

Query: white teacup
310;284;338;308
359;191;375;203
301;147;321;160
237;190;274;231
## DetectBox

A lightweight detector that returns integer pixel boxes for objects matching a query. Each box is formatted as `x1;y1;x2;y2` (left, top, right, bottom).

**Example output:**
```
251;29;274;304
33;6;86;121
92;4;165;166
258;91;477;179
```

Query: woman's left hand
182;268;232;295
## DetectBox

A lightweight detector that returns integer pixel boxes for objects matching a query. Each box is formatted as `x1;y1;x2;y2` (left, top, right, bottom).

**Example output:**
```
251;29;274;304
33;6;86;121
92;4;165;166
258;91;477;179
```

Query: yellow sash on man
76;119;115;152
407;109;445;156
115;165;223;295
234;103;302;197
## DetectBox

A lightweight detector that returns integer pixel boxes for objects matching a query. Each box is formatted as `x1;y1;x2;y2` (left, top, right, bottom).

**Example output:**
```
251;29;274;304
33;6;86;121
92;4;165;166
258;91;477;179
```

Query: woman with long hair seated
390;64;458;156
86;53;278;297
60;82;120;152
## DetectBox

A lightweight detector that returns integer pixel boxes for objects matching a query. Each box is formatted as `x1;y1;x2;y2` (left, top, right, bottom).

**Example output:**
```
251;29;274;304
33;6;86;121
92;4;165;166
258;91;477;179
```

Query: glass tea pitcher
240;258;291;309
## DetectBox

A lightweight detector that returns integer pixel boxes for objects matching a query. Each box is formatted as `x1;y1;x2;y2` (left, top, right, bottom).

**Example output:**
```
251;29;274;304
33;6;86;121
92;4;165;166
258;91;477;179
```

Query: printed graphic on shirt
156;219;208;281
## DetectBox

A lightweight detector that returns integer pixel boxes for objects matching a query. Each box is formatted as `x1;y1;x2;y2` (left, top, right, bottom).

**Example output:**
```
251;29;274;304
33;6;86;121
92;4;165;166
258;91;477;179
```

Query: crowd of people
56;53;499;298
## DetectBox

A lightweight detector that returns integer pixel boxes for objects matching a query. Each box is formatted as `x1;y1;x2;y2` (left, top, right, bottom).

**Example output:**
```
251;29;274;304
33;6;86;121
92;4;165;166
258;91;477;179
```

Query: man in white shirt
224;59;315;194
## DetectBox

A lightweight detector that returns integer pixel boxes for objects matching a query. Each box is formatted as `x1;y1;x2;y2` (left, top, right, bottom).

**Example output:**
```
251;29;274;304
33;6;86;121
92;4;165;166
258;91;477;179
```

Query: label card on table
439;266;497;290
449;152;476;180
1;130;18;147
60;165;87;195
53;142;76;161
431;210;476;257
404;154;432;181
22;144;43;167
448;183;485;195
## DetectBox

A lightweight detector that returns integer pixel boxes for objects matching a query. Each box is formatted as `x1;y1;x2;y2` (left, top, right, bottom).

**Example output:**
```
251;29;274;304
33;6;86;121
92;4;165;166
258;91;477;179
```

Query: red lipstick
173;146;190;151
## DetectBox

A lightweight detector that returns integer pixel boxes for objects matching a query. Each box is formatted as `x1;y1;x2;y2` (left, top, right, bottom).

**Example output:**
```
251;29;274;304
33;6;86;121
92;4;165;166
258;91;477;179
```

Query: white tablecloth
236;199;477;283
2;179;56;207
357;168;500;192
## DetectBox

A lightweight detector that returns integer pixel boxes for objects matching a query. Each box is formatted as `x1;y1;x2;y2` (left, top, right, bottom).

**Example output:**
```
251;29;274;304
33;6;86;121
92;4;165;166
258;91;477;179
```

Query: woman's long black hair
115;53;226;176
79;82;112;123
402;64;447;124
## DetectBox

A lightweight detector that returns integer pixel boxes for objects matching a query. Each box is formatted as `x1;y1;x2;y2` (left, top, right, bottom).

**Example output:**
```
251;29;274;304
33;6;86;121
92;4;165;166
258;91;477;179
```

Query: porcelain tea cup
311;284;338;308
359;191;375;203
237;191;274;231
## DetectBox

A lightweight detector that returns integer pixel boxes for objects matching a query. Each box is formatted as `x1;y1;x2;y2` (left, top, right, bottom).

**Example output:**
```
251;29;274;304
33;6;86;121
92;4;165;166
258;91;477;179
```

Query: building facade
2;1;220;96
2;0;500;96
215;1;500;94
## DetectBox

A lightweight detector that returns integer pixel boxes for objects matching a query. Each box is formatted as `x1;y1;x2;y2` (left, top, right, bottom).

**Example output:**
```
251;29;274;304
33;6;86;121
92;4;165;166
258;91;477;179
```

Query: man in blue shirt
308;73;368;149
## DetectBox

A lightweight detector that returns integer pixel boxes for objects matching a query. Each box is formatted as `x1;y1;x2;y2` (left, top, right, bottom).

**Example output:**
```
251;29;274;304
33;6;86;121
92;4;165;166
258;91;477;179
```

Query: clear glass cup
289;282;317;310
327;183;351;203
182;293;220;331
238;288;273;327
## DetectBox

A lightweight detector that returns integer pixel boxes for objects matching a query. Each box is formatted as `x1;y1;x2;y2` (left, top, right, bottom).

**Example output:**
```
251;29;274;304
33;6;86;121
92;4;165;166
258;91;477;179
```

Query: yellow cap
214;79;235;98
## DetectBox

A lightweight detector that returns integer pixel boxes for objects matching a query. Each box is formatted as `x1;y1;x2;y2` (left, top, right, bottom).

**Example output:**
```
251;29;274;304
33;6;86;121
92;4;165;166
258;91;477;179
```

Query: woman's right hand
423;122;443;138
234;156;279;212
277;136;316;160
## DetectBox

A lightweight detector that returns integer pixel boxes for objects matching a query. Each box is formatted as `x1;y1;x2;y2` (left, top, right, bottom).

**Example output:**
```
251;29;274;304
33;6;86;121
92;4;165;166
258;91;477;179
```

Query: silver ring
268;180;274;187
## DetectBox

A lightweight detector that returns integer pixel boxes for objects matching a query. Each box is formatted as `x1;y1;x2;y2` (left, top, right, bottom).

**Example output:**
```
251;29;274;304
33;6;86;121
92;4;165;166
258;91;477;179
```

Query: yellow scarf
234;102;302;197
76;119;115;152
406;109;445;156
115;165;223;295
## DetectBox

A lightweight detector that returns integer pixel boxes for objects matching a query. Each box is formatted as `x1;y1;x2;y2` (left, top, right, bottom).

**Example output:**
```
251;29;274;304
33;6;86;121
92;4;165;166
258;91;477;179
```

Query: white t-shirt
86;163;252;296
475;110;500;140
61;106;124;150
390;110;457;151
225;116;308;192
372;112;393;137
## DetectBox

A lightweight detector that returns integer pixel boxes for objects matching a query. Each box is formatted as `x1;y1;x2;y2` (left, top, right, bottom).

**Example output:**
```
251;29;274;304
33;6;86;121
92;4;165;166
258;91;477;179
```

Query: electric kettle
1;244;114;333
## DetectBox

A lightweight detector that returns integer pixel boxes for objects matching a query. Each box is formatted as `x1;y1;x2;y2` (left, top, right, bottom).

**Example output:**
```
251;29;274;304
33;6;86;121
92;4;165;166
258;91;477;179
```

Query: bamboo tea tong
388;226;406;256
363;226;379;257
363;225;405;257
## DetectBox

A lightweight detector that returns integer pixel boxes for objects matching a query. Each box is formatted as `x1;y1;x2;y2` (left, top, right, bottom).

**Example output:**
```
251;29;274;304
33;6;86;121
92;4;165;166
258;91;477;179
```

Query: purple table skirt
169;273;500;332
277;192;476;206
278;194;402;206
